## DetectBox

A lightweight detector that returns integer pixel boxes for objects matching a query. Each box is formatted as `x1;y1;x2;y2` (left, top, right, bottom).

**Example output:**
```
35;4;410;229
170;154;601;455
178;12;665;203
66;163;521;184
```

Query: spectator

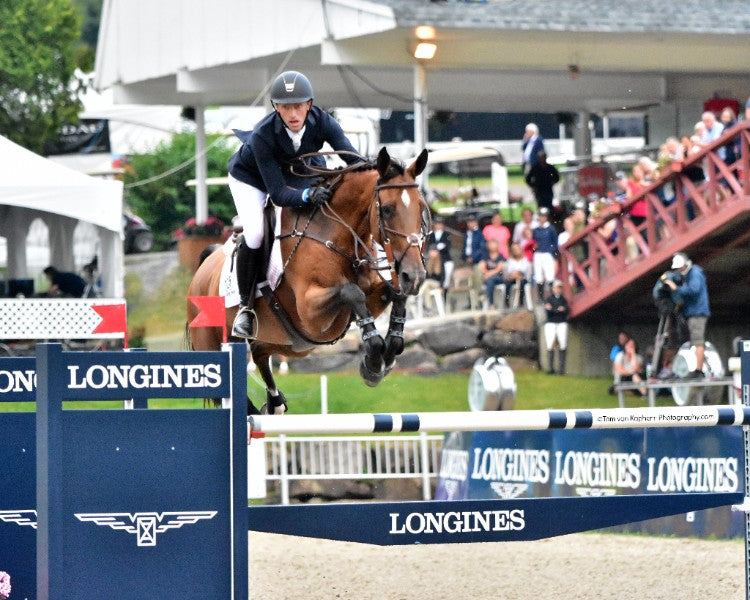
481;212;511;258
746;97;750;122
524;151;560;212
638;156;660;185
625;164;647;227
521;225;536;262
43;266;86;298
664;252;710;379
462;216;487;265
424;245;446;289
503;242;531;307
521;123;545;175
512;207;538;245
478;238;505;306
613;338;646;396
719;107;739;166
700;110;726;160
531;207;558;300
543;280;569;375
607;330;630;394
427;217;453;289
613;170;629;203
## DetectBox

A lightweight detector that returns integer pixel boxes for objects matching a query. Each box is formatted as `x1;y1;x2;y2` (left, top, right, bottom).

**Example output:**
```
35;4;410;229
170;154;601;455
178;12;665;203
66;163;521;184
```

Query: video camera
652;269;684;315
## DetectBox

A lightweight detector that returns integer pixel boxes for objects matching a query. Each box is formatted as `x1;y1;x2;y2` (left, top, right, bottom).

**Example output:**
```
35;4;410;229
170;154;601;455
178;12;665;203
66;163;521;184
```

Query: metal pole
414;62;429;192
280;433;289;505
741;341;750;600
320;375;328;414
195;105;208;224
419;431;431;501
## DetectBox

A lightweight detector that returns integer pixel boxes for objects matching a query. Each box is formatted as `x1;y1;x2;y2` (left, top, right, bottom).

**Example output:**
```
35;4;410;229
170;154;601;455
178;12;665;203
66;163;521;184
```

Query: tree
124;133;237;251
0;0;83;153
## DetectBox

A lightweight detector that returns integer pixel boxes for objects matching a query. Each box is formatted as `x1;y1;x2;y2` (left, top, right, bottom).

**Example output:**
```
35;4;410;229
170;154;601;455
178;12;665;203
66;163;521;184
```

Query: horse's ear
407;149;429;179
376;146;391;178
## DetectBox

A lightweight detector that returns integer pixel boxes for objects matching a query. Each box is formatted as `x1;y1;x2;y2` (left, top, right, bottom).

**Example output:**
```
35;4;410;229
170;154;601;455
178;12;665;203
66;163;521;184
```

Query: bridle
277;156;431;297
370;181;431;295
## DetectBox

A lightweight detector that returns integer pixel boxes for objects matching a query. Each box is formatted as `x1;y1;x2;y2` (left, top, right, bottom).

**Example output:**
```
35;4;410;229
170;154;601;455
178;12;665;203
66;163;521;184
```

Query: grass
126;266;195;338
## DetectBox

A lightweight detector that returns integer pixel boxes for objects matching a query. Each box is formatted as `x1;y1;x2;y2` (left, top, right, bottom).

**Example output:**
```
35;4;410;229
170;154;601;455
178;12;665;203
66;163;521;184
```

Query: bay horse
187;147;430;414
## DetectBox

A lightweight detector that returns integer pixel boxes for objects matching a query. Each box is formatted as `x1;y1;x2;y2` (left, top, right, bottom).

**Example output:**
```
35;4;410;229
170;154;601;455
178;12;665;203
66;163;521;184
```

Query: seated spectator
512;207;538;245
424;245;446;291
503;242;530;307
462;216;487;265
43;266;86;298
478;238;505;306
612;338;646;396
521;226;536;262
482;212;511;258
609;331;630;368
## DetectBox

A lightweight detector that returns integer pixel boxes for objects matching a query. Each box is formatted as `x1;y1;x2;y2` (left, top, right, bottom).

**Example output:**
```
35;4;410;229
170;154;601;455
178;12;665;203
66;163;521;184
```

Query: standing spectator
43;266;86;298
521;226;536;262
664;252;710;378
543;280;569;375
481;212;511;259
462;216;487;265
503;242;531;307
427;217;453;289
524;151;560;212
613;338;647;396
613;171;629;202
699;110;726;160
531;207;558;300
478;239;505;306
521;123;545;175
745;97;750;122
719;107;739;166
512;207;538;245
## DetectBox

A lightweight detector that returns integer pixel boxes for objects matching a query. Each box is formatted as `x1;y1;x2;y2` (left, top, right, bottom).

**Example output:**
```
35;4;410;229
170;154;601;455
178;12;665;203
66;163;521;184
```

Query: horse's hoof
359;359;385;387
262;390;288;415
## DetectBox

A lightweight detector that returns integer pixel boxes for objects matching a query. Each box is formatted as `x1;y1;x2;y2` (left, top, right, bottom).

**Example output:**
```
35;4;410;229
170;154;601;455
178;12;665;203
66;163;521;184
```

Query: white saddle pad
218;213;284;308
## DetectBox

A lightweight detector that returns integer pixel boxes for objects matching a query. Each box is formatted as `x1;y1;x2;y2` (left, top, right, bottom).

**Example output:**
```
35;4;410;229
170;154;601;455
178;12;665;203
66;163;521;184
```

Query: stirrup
232;306;258;340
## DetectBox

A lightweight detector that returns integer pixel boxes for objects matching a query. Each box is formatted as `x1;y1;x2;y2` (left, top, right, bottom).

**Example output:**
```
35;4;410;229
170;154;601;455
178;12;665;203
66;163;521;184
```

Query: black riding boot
558;349;567;375
232;241;261;339
547;349;555;374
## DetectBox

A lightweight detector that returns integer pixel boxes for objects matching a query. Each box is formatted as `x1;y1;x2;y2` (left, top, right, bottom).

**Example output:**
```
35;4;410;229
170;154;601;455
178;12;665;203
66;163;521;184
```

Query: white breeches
228;174;267;249
533;252;556;284
544;321;568;350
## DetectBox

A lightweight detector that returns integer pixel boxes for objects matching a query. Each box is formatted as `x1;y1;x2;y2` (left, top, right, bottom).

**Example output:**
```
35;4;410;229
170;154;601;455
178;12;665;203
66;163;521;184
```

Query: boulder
289;479;374;502
290;352;359;373
441;347;487;372
394;344;439;373
482;329;537;358
496;310;535;332
419;323;481;356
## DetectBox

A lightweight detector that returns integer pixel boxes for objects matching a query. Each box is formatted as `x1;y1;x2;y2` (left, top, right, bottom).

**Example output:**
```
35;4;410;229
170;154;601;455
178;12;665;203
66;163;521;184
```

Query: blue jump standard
246;492;743;546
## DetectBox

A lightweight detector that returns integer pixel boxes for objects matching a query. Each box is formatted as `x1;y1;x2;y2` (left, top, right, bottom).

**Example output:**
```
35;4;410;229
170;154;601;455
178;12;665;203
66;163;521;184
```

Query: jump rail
249;405;750;435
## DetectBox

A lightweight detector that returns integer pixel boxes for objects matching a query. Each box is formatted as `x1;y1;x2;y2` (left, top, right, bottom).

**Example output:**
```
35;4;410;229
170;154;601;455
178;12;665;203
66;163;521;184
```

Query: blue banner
436;427;744;538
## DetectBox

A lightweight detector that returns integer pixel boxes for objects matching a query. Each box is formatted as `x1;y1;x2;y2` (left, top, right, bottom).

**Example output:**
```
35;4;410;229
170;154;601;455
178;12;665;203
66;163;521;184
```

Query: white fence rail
258;433;444;505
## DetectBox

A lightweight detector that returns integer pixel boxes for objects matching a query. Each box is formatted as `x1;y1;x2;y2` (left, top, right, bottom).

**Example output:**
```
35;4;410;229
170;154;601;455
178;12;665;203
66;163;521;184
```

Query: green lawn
0;369;671;413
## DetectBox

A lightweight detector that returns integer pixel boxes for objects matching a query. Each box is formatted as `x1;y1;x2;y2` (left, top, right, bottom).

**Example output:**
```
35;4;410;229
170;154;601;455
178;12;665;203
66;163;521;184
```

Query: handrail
559;120;750;317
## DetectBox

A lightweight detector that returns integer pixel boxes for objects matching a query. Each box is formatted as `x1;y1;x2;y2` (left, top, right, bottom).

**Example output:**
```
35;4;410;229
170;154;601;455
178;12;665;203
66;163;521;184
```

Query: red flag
189;296;227;343
92;303;127;335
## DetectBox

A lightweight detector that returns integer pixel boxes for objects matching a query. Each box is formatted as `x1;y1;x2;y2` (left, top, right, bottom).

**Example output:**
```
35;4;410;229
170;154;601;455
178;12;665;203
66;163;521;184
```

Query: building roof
376;0;750;35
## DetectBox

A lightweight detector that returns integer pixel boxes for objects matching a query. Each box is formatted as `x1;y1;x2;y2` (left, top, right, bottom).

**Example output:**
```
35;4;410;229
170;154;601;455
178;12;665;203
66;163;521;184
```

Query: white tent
0;135;124;298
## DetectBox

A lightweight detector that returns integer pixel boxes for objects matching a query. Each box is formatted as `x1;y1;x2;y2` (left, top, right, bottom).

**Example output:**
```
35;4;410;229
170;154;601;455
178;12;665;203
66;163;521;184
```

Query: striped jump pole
249;404;750;436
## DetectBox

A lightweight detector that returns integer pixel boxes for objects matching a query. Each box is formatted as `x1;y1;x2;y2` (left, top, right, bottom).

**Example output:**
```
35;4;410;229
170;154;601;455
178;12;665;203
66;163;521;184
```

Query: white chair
493;283;507;311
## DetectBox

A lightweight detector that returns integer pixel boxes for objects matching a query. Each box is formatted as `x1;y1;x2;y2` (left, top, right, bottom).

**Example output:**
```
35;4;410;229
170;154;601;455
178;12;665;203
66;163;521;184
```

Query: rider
227;70;361;338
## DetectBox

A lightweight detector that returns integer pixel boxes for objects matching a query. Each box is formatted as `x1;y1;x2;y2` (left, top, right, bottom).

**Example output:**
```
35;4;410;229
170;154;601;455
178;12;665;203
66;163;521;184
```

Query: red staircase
559;121;750;322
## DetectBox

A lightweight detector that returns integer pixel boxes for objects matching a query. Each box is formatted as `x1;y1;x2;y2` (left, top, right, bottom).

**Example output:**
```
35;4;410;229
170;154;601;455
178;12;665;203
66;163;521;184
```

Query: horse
187;146;430;415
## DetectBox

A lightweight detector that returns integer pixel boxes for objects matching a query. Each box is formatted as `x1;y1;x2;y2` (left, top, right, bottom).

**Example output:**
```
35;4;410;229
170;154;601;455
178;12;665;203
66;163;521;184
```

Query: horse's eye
381;204;396;220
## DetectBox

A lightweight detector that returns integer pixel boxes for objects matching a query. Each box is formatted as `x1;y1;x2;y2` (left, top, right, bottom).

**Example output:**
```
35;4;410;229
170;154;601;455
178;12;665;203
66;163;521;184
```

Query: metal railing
260;433;444;505
559;121;750;318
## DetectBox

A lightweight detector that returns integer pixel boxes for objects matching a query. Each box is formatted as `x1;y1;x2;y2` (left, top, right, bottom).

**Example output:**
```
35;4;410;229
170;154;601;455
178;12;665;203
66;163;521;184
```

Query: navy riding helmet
270;71;314;105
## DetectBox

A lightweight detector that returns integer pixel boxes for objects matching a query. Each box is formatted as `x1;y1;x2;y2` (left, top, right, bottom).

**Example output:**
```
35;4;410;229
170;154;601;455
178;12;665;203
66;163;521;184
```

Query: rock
482;329;537;358
441;347;487;371
394;344;439;373
290;352;359;373
290;479;374;502
496;310;535;332
419;323;481;356
309;335;361;356
370;479;429;501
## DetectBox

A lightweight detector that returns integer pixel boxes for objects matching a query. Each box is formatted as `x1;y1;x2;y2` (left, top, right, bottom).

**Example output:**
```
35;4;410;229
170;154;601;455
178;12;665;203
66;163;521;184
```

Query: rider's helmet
270;71;314;105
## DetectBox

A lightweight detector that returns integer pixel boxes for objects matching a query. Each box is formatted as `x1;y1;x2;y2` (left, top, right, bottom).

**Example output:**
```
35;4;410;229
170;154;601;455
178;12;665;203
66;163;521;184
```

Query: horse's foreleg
338;283;386;387
382;296;407;374
253;348;288;415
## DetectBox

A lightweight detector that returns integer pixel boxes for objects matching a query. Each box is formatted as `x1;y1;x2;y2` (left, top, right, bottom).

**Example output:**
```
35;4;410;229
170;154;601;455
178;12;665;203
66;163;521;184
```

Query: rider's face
275;101;312;132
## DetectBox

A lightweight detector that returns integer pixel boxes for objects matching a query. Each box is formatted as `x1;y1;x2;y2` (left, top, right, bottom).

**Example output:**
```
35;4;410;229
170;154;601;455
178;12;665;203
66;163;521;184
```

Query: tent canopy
0;135;124;298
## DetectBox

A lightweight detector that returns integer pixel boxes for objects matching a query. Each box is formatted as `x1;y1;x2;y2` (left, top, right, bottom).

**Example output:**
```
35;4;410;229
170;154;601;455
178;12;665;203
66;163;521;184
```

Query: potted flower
0;571;10;600
175;216;229;272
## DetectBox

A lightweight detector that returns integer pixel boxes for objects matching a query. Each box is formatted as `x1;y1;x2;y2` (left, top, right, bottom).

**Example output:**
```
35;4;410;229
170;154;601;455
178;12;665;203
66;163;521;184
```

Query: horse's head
371;146;430;296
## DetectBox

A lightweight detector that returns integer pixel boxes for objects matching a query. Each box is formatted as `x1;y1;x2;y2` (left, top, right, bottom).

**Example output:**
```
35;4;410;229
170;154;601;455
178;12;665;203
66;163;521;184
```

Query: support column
574;110;592;162
194;105;208;225
414;62;429;192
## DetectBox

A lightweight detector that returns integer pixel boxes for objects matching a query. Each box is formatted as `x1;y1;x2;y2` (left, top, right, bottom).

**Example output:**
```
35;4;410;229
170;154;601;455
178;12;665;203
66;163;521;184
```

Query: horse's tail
198;243;223;267
183;321;193;350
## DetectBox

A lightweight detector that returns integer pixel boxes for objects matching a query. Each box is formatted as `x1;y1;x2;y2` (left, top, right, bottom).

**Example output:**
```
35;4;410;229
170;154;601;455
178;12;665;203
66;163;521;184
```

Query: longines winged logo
0;510;37;529
74;511;217;547
490;482;528;499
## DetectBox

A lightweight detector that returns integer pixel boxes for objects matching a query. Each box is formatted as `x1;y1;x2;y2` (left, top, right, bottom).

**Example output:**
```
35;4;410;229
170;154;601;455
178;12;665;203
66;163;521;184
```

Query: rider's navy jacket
228;106;359;207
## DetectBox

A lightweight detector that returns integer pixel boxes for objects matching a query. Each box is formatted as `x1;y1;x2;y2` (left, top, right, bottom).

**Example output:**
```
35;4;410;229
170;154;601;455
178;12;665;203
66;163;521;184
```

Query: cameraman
663;252;710;379
652;267;686;375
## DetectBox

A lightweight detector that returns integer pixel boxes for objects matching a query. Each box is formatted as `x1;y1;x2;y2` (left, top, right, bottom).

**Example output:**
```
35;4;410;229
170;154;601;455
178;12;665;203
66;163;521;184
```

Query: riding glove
303;186;332;206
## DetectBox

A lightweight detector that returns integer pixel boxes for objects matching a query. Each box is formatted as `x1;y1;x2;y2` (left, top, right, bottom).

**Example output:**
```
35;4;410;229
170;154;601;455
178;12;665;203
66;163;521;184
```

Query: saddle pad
219;209;283;308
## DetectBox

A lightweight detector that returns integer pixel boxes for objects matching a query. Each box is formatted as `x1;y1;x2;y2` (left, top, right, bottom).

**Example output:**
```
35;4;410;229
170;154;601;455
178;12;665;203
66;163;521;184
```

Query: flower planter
178;235;224;272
